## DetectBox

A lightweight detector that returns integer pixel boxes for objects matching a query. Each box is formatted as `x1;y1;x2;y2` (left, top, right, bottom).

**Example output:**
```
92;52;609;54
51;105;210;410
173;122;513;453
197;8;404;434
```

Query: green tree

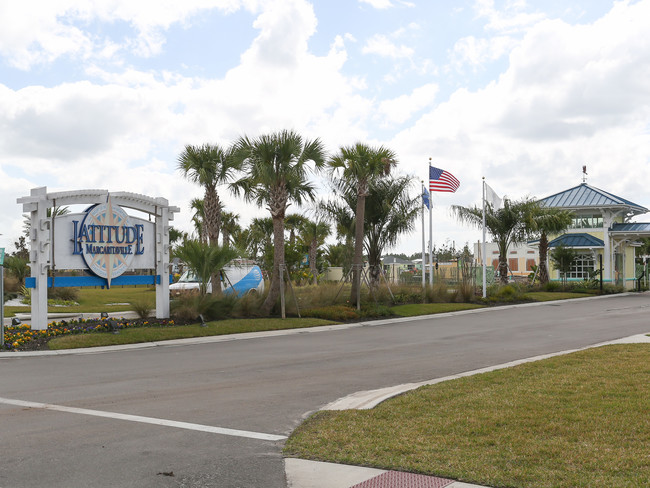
189;198;206;243
285;214;309;247
231;130;326;315
324;243;350;269
550;244;576;288
173;240;239;296
298;218;331;285
527;205;573;284
178;143;239;246
453;197;538;285
328;143;396;305
4;255;30;285
220;211;240;248
246;217;274;268
328;174;419;287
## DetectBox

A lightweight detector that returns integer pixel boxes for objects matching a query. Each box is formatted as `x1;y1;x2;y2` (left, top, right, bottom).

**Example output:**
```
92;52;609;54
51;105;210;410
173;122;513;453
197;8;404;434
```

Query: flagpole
421;182;426;290
482;177;487;298
428;158;434;287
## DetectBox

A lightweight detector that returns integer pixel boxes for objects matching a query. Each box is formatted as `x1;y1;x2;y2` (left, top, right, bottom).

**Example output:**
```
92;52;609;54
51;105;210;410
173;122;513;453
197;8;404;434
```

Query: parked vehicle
169;262;264;296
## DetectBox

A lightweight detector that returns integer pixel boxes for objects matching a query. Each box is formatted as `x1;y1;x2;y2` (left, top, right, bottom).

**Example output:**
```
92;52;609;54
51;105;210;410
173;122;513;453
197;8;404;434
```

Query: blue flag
422;188;430;209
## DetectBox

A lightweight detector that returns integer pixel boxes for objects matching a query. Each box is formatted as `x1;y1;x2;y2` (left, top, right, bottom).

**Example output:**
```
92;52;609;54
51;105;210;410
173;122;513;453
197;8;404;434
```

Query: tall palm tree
299;218;331;285
178;143;239;246
328;174;419;287
527;205;573;284
328;143;397;306
246;217;275;269
189;198;206;243
220;211;240;248
231;130;326;315
453;197;538;285
362;176;420;285
285;214;309;247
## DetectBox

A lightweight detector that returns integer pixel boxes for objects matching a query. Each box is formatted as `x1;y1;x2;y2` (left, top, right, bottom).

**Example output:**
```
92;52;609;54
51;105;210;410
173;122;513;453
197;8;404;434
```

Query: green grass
285;344;650;488
5;286;155;317
390;303;484;317
47;317;336;350
522;291;593;301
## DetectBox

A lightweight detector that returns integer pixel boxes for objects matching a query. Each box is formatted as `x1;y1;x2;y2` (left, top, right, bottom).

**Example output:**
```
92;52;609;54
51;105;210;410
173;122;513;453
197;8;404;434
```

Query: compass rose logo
79;197;136;287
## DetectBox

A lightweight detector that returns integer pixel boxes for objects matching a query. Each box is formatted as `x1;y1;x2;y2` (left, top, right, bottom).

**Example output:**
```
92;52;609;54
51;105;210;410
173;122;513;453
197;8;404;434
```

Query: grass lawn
47;317;336;349
284;344;650;488
391;303;484;317
5;286;155;317
522;291;594;301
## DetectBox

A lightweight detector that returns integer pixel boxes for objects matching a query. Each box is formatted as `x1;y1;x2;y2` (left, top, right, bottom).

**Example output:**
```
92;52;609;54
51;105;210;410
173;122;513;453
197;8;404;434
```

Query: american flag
429;166;460;193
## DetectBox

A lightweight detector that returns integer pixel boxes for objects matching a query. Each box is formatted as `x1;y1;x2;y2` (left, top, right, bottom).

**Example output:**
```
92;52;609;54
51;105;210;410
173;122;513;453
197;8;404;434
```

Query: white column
29;187;50;330
602;211;613;283
155;201;171;319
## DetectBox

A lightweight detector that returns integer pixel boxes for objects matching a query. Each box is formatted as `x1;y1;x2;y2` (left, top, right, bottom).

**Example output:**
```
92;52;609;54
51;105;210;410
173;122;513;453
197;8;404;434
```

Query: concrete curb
323;332;650;410
1;293;639;358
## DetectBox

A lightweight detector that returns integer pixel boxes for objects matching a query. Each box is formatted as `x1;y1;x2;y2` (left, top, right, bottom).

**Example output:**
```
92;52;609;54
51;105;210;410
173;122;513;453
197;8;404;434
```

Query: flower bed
3;317;175;351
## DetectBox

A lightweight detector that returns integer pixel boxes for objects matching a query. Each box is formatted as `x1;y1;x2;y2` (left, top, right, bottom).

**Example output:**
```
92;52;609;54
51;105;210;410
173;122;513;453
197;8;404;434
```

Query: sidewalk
285;459;486;488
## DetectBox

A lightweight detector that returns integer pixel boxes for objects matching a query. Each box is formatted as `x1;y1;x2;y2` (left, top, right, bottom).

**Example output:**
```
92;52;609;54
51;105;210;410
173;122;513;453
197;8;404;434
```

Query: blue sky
1;0;649;255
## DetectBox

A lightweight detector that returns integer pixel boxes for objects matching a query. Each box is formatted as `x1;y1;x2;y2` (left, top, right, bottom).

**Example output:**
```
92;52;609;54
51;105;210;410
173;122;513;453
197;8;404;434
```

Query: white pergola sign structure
18;187;179;330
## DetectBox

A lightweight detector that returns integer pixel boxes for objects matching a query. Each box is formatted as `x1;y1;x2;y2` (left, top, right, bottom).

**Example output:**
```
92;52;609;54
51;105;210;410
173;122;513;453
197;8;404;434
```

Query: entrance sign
18;187;179;330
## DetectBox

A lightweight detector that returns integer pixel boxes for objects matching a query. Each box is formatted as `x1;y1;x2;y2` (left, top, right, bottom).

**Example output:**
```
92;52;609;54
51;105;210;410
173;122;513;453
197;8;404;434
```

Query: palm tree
220;211;240;248
299;218;331;285
178;143;239;246
453;197;538;285
527;205;573;284
247;217;275;266
189;198;206;243
327;174;419;287
328;143;397;306
285;214;309;247
173;240;239;296
362;176;420;285
550;244;576;289
231;130;326;315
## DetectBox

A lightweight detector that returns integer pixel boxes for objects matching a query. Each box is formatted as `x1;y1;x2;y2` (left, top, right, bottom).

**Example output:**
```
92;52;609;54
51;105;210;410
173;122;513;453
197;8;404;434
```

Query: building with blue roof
539;183;650;288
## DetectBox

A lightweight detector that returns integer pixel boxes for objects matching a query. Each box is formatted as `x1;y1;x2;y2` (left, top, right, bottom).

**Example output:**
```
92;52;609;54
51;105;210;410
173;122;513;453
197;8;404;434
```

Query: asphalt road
1;293;649;487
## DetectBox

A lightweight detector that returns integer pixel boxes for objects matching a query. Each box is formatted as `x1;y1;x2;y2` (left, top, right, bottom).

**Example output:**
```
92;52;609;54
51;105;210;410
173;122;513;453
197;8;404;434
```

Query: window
508;258;518;271
566;253;595;279
569;215;603;229
526;259;536;271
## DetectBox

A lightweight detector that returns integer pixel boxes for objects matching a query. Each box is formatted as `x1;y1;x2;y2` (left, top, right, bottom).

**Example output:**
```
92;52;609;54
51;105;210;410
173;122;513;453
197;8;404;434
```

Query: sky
1;0;650;257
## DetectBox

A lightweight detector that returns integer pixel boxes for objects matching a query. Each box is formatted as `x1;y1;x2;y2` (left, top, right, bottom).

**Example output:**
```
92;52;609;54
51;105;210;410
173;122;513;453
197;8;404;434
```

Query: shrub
359;304;392;318
232;290;265;318
456;281;476;303
543;281;561;292
302;305;360;322
49;287;80;302
170;293;240;322
3;273;21;294
129;297;154;319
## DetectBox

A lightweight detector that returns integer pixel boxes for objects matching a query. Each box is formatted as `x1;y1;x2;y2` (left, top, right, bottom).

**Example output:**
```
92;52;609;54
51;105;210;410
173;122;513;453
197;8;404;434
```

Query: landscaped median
283;344;650;488
2;302;487;351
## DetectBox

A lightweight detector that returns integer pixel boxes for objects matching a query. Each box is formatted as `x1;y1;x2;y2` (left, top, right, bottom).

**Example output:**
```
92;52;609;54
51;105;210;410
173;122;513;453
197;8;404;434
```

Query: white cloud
359;0;394;8
448;35;516;71
0;0;257;69
473;0;547;33
362;34;414;59
377;83;438;126
389;0;650;253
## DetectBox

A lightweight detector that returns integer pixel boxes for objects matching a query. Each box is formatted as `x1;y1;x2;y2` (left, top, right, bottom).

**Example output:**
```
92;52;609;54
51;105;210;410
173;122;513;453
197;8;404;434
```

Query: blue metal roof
539;183;647;214
611;222;650;233
548;233;604;248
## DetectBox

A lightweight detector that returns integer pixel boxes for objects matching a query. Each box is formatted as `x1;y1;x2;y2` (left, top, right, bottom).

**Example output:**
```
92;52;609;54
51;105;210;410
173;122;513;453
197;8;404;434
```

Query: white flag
484;182;502;210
